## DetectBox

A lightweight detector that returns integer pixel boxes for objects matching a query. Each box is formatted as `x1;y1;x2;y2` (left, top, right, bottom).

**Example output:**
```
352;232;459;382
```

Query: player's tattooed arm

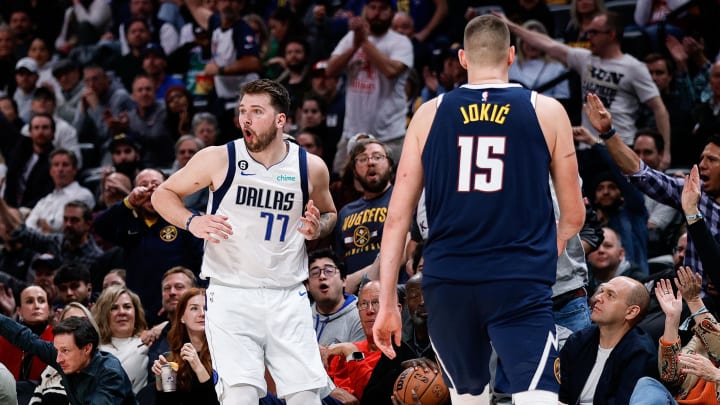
316;211;337;239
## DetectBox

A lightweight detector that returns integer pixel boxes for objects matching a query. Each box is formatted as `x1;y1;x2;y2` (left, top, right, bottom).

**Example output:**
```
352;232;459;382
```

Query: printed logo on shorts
554;358;561;384
160;225;178;242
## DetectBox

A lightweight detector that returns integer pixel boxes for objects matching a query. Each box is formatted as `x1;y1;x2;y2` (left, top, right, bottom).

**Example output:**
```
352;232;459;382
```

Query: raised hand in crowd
0;284;15;317
682;165;702;220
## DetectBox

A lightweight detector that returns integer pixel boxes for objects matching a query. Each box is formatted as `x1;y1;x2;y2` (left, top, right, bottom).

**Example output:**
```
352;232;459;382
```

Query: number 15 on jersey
457;136;506;192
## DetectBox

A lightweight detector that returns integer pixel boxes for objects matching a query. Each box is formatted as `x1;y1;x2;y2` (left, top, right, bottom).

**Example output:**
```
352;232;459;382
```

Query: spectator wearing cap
126;74;174;167
72;64;134;166
13;56;39;122
3;113;55;209
310;60;345;173
116;18;152;91
52;59;84;125
20;87;83;168
107;133;143;180
142;43;184;100
186;0;262;143
0;197;104;272
327;0;413;174
54;263;95;308
24;149;95;234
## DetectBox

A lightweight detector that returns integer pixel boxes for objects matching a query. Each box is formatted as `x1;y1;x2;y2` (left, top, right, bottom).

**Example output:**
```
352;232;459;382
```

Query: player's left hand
298;200;321;240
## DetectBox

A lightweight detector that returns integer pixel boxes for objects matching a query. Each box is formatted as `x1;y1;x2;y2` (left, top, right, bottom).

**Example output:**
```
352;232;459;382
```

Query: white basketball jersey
200;139;310;287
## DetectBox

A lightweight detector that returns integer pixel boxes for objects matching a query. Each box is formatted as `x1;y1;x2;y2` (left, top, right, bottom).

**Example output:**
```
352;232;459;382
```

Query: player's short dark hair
634;129;664;153
241;79;291;117
53;316;100;355
308;248;347;279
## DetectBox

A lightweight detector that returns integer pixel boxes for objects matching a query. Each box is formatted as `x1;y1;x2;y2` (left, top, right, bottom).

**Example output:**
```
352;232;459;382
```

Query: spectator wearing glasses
306;248;364;346
323;280;385;402
334;138;395;293
501;11;673;169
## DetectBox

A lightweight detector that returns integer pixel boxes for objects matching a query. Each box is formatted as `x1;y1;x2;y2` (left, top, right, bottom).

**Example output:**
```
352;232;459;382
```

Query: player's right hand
187;214;233;243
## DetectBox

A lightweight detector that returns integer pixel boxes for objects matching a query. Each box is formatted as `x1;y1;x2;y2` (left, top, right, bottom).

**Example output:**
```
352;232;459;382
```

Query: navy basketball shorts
422;277;559;396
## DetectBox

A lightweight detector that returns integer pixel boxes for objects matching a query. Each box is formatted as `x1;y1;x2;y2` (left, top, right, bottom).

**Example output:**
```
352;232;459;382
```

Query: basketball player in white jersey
152;79;337;405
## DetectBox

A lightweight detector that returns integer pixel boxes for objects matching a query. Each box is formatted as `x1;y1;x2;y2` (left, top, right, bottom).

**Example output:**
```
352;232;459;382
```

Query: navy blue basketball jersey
421;84;556;284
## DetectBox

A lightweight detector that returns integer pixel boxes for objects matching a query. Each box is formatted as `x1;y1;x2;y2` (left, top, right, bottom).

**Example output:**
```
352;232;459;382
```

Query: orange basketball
394;366;450;405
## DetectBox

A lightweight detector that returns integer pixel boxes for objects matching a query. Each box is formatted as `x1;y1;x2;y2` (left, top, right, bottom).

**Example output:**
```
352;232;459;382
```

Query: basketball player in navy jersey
151;79;337;405
373;15;585;404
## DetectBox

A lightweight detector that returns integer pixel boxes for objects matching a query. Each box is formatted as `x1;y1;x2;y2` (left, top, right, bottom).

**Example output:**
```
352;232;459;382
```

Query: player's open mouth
319;283;329;293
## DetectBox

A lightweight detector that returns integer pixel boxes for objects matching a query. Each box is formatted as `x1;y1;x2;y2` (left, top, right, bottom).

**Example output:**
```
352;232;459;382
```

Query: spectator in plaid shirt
584;93;720;290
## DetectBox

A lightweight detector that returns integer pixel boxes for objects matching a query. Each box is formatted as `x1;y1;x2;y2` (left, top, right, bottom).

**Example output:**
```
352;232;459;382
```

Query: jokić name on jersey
459;102;510;125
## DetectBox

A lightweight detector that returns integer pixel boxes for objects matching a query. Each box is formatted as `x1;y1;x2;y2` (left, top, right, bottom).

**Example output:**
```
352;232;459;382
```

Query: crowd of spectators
0;0;717;403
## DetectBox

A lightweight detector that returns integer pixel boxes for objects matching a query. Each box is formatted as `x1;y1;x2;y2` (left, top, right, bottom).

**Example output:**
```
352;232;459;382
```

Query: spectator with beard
108;133;144;180
327;0;413;173
272;38;312;125
0;199;104;270
334;138;395;292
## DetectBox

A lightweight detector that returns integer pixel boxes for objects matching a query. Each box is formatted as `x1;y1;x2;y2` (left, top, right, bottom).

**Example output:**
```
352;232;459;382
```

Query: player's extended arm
301;153;337;240
152;146;233;242
645;95;671;168
375;100;433;359
583;93;642;174
537;95;585;253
